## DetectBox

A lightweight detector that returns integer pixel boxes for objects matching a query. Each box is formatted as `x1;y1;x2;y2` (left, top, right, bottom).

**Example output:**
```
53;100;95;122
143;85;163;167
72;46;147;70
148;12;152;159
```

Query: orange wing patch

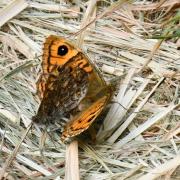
61;95;109;142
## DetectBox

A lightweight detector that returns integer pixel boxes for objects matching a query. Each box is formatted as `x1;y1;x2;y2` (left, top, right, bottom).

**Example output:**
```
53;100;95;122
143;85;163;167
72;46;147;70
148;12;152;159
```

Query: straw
0;0;179;179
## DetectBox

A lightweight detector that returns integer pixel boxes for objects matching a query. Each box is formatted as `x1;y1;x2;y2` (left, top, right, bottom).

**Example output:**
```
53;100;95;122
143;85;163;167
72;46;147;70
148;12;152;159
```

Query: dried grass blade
0;60;35;82
138;39;164;73
0;35;35;59
108;76;162;143
0;122;32;179
74;0;131;36
79;142;113;175
65;140;79;180
0;0;29;27
1;146;53;176
121;165;144;180
137;155;180;180
114;103;178;148
76;0;97;47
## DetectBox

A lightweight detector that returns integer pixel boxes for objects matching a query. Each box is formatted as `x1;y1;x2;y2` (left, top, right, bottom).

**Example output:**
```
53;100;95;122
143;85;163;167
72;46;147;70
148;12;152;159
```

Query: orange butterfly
33;35;113;142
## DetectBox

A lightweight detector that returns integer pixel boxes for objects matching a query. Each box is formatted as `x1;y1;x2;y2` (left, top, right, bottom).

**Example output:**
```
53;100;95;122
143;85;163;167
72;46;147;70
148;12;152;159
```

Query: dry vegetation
0;0;180;179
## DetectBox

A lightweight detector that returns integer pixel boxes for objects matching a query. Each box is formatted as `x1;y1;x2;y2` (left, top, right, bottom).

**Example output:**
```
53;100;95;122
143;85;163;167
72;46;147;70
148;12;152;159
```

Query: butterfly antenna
0;122;33;179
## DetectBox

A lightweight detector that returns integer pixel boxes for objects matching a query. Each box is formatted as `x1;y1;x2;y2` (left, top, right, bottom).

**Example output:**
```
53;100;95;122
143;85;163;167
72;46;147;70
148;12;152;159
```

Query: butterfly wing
61;93;111;142
33;35;113;140
33;36;91;125
37;35;107;99
37;35;80;99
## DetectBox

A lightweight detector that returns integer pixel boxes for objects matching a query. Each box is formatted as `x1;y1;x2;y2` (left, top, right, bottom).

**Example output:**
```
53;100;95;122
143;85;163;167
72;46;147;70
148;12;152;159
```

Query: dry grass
0;0;180;179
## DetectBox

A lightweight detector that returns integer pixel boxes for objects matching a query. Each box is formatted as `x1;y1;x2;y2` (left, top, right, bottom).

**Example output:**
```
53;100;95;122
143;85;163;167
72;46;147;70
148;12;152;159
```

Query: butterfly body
33;35;112;142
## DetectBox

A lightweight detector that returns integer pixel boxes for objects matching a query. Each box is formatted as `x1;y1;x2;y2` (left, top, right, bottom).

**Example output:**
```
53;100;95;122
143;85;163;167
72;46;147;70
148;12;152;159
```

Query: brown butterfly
32;35;113;142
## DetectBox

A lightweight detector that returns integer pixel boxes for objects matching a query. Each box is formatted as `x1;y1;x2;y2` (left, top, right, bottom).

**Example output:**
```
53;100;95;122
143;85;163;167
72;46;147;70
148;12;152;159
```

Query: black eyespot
57;45;68;56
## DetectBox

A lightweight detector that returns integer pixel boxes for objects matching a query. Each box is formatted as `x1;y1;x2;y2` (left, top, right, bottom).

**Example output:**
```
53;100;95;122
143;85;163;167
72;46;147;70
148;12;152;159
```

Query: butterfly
32;35;113;142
